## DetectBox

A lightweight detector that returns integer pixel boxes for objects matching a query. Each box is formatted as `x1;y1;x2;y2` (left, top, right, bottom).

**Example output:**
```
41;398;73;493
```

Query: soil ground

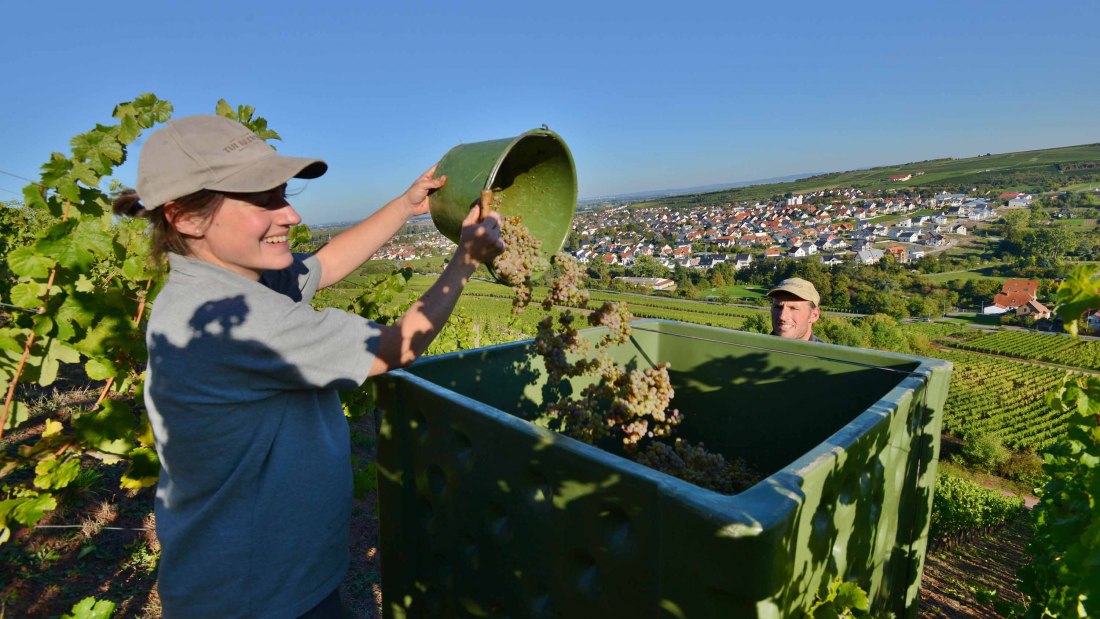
918;515;1032;618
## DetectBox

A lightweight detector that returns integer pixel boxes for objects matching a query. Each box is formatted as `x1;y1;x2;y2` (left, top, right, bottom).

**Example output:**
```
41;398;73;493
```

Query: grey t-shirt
145;253;380;619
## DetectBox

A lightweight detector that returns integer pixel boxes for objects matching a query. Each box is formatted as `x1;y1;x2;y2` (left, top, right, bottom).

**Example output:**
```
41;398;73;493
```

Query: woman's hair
112;189;225;262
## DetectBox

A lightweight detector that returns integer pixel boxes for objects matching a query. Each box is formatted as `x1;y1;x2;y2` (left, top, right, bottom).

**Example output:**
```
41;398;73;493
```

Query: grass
925;266;1008;284
944;313;1003;326
867;208;940;225
1052;218;1099;230
701;284;768;299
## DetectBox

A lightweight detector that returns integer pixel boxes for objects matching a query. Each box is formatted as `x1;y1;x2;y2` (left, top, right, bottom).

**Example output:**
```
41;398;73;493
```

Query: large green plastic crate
372;320;951;618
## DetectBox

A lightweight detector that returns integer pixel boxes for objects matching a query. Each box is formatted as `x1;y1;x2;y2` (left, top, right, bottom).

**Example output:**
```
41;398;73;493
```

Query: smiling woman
112;114;504;619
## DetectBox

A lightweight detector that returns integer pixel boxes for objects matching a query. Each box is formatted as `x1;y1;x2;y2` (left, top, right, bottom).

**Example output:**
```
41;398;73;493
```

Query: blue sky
3;1;1098;225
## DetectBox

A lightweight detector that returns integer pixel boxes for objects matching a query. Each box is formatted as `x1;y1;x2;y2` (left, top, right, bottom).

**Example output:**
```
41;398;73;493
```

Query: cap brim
209;155;328;194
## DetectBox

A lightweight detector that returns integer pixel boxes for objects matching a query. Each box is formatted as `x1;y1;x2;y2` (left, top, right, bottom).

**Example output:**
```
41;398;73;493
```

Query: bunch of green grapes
609;364;681;446
493;216;548;314
546;396;607;445
534;314;594;384
543;252;590;310
588;301;633;346
520;231;757;495
636;439;760;495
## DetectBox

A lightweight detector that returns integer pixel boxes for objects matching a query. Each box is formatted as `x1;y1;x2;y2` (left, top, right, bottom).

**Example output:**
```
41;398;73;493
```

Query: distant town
372;186;1033;281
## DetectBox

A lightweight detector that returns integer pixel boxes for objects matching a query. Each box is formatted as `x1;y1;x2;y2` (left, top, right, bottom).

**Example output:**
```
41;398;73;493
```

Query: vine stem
92;278;154;409
0;199;71;440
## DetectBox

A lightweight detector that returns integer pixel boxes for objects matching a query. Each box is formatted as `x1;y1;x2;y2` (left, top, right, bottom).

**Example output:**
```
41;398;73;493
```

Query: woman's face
181;185;301;280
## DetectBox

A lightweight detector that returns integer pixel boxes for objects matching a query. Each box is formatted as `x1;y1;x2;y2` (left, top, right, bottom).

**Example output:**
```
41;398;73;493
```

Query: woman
116;115;503;618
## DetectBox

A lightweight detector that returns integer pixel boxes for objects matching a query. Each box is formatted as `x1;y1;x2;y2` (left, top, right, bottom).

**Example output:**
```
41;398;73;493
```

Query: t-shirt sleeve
260;254;323;304
239;297;381;393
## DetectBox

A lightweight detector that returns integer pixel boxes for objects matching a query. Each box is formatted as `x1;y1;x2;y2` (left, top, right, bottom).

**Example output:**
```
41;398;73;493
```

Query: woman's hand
402;164;446;217
457;201;504;266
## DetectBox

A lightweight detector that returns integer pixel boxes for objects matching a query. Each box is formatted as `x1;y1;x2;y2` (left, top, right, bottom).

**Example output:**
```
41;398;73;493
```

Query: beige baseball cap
135;115;327;209
767;277;820;306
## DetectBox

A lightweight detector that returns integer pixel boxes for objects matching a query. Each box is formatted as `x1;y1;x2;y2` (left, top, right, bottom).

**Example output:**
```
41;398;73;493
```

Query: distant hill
579;173;820;204
627;142;1100;209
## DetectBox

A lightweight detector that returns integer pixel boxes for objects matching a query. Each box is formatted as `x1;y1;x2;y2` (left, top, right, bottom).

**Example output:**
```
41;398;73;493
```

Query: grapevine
0;97;293;548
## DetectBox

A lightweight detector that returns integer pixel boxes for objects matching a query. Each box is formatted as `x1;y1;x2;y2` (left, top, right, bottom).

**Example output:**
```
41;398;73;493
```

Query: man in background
767;277;824;342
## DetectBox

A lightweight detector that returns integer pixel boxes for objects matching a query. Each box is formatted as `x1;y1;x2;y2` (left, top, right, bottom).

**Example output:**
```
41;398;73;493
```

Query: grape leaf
34;457;81;490
1054;265;1100;336
72;400;136;456
36;235;94;272
42;418;64;437
22;184;47;212
8;246;55;279
0;494;57;528
117;113;141;144
70;161;100;188
11;281;47;309
40;153;73;186
85;358;116;381
62;596;117;619
120;447;160;489
2;400;29;430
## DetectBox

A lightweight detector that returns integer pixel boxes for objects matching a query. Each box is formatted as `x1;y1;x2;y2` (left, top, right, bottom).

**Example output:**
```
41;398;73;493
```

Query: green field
867;208;940;225
944;314;1003;327
1052;218;1099;230
925;266;1009;284
701;284;768;299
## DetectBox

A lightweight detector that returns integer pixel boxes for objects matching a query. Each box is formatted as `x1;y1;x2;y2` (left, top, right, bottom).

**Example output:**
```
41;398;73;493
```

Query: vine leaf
62;596;117;619
85;358;116;381
42;418;64;437
10;281;47;309
8;246;56;279
39;339;81;387
2;401;29;430
72;400;137;456
37;235;94;272
40;154;73;186
0;494;57;534
34;457;81;490
22;185;47;211
120;446;159;489
1055;264;1100;336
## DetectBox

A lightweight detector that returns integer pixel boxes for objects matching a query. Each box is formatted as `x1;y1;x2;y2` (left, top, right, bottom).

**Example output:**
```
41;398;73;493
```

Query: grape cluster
505;218;754;495
534;314;592;384
609;364;681;445
635;439;760;495
588;301;633;346
542;252;590;310
493;215;549;314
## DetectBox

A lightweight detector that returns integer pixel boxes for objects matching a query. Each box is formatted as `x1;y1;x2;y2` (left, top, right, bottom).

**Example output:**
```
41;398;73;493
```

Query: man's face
770;292;820;340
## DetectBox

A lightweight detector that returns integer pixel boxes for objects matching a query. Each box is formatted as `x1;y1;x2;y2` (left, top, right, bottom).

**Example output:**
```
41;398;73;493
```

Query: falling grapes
493;215;549;315
543;253;589;310
494;214;759;494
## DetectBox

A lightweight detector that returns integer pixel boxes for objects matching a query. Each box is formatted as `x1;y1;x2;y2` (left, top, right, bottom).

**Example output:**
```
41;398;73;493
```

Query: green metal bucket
430;128;578;273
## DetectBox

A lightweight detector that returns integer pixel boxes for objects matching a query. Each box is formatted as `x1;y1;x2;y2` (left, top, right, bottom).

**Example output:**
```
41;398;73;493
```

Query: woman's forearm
369;248;479;375
314;197;413;289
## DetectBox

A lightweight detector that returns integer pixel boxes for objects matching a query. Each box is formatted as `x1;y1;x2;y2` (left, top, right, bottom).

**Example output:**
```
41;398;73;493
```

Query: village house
1015;299;1052;320
885;246;908;263
984;279;1040;315
614;277;677;292
855;247;885;265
